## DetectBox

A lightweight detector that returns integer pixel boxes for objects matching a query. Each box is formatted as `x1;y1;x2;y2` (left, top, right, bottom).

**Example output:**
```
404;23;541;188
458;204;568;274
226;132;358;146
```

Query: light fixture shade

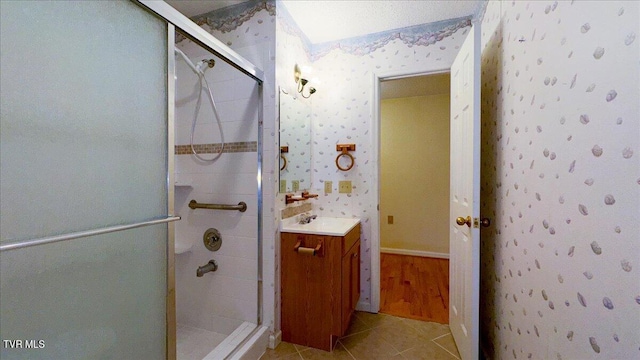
294;64;301;84
294;64;317;98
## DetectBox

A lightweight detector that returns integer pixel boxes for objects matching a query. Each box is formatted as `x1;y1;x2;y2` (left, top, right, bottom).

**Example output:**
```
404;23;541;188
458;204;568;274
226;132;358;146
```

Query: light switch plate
292;180;299;192
324;181;333;194
338;180;352;194
279;180;287;193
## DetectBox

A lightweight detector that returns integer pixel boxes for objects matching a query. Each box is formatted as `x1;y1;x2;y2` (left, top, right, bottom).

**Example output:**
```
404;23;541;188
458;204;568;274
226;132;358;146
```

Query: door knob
480;218;491;227
456;216;471;227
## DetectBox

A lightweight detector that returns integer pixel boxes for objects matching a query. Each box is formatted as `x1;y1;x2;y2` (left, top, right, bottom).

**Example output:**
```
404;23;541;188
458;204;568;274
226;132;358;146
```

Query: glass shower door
0;1;172;359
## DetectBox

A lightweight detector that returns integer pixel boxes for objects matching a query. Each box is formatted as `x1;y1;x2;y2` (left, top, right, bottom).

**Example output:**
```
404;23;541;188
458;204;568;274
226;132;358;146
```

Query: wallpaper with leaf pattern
185;2;639;357
304;29;470;309
480;1;639;358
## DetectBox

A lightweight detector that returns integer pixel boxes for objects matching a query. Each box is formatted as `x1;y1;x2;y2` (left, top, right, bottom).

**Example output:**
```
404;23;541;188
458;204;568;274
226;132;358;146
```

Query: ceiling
381;73;450;100
165;0;481;44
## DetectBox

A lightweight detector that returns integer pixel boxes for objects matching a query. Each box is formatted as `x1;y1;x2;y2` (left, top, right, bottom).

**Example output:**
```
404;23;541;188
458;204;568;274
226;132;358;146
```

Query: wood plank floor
380;253;450;324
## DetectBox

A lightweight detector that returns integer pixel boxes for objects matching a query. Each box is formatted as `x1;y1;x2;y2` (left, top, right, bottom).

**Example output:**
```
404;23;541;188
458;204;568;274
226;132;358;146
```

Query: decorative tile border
281;202;312;219
175;141;257;155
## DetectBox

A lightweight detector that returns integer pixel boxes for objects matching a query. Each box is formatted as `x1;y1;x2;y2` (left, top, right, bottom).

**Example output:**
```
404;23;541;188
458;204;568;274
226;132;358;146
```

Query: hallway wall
479;1;640;358
380;94;450;255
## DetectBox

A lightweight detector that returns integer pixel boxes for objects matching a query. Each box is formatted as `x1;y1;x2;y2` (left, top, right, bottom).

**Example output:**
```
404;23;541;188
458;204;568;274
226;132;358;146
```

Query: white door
449;24;480;360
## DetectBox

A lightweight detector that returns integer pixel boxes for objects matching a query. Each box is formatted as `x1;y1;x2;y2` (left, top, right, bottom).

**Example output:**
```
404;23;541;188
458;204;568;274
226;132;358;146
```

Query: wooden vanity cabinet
281;224;360;351
341;238;360;334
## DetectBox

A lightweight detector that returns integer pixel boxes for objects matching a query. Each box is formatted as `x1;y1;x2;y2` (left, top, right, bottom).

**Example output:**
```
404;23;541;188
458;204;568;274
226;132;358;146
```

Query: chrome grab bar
188;200;247;212
0;216;181;252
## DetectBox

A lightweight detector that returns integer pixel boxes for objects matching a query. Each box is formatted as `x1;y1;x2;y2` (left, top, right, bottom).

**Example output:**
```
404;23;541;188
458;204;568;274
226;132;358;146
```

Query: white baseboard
268;330;281;349
380;247;449;259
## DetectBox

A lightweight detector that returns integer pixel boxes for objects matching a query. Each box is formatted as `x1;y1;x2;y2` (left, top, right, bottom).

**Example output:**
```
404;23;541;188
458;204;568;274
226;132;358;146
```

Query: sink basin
280;216;360;236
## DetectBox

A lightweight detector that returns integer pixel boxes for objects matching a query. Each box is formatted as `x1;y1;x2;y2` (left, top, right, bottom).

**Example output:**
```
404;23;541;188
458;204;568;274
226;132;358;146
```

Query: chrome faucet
298;214;317;224
196;259;218;277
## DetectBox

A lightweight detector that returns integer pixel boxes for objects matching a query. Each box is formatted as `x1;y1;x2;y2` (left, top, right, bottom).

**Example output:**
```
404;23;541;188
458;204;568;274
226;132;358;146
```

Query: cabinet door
341;240;360;334
281;233;340;351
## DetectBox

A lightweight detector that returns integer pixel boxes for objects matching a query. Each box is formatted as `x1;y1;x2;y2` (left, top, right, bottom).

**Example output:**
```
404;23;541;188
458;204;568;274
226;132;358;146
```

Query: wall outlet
279;180;287;193
338;180;352;194
292;180;299;192
324;181;333;194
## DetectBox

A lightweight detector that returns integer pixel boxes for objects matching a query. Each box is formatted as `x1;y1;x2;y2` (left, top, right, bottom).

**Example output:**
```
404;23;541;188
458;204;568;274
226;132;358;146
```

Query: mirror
279;88;311;193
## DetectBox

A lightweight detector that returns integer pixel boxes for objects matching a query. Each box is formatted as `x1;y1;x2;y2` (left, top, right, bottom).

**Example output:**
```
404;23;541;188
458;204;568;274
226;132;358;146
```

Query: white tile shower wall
175;78;258;337
174;42;259;334
176;0;279;335
480;1;640;359
307;25;470;309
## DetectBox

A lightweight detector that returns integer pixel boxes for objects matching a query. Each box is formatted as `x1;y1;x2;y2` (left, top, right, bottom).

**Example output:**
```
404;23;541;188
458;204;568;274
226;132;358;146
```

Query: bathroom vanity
280;217;361;351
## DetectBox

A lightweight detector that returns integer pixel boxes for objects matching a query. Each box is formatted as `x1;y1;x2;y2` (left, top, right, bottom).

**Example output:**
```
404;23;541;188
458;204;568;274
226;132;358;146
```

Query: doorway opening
372;25;480;360
377;72;451;324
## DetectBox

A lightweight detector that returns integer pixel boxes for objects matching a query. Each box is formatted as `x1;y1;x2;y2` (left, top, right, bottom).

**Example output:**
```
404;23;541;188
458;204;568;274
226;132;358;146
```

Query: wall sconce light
294;64;316;98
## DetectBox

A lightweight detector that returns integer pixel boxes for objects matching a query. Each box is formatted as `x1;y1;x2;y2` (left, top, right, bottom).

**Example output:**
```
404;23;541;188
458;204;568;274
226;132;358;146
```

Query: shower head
203;59;215;68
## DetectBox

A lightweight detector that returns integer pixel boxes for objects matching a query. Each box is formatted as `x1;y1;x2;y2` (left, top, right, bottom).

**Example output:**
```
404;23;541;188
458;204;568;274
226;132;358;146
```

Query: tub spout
196;259;218;277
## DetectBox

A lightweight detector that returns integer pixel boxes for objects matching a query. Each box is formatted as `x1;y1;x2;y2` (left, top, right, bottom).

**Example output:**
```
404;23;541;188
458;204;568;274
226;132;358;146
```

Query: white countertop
280;216;360;236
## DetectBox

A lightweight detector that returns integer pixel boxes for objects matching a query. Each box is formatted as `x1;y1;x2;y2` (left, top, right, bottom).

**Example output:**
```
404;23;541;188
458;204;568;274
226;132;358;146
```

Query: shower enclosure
0;1;264;359
172;20;264;360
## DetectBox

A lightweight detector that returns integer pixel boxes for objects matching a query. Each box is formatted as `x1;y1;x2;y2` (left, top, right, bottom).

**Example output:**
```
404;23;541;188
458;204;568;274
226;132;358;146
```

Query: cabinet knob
353;252;358;258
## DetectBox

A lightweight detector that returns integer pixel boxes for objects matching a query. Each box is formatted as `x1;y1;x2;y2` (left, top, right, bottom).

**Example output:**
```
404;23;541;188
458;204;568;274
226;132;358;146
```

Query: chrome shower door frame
137;1;264;83
134;1;265;359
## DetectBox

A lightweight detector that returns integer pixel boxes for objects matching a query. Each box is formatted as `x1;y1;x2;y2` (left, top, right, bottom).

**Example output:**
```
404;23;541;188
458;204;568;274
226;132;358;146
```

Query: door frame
370;65;450;313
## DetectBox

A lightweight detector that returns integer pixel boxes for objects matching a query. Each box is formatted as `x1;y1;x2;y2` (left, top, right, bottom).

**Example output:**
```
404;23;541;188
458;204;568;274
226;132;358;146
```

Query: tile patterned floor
260;312;461;360
177;323;228;360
